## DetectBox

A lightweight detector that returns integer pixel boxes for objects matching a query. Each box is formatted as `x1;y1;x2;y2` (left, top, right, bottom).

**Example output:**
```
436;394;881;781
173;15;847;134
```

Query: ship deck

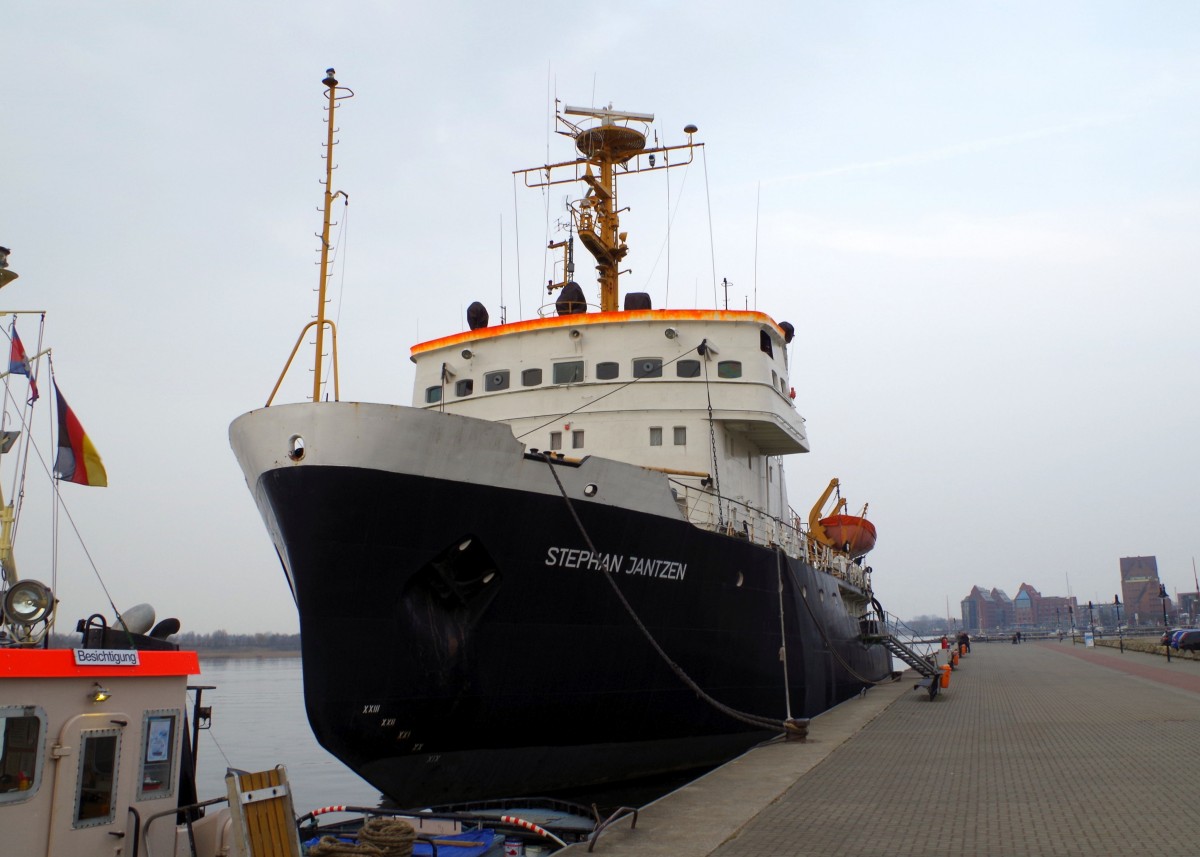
565;639;1200;856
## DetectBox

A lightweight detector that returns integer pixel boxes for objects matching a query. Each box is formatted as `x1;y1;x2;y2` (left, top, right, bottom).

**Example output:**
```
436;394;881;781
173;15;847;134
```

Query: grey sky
5;2;1198;632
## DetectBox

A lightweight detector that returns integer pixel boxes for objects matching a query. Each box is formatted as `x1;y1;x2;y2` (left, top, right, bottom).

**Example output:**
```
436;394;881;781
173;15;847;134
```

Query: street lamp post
1087;600;1095;642
1114;595;1123;654
1069;604;1077;644
1160;584;1171;663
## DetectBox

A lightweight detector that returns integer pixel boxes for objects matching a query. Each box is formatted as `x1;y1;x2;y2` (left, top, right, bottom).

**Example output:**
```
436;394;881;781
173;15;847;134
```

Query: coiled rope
307;817;416;857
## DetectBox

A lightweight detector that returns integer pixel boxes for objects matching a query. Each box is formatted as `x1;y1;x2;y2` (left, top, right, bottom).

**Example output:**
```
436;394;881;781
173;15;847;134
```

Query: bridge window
676;360;701;378
572;430;585;449
0;705;46;803
633;358;662;378
596;362;619;380
674;427;687;446
424;386;442;404
650;427;663;446
521;368;543;387
718;361;742;379
455;379;474;397
553;361;584;384
760;330;773;357
485;371;510;391
549;432;562;450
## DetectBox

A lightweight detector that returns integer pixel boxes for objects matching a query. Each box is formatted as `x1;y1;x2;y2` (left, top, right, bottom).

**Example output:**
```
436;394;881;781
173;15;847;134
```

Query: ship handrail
666;478;871;589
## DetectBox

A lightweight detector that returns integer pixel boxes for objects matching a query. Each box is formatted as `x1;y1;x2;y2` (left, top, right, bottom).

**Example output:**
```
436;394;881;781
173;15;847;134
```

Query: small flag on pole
53;384;107;487
9;327;40;403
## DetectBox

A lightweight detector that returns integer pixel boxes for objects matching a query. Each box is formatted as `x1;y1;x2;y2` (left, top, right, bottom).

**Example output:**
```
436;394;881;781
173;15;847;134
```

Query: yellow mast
266;69;352;407
516;105;701;313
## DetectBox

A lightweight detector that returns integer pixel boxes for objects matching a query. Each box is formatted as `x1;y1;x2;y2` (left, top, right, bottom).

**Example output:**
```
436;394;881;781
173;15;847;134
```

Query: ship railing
668;482;870;590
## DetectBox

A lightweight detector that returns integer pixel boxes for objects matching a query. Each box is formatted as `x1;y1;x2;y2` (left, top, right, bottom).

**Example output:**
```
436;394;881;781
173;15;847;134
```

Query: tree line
50;629;301;651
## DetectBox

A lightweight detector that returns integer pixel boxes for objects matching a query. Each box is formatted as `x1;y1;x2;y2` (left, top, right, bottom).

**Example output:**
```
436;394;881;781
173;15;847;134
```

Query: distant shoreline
196;648;301;660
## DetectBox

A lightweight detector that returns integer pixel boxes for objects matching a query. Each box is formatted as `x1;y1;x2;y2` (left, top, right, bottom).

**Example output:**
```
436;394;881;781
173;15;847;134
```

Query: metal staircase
861;603;945;699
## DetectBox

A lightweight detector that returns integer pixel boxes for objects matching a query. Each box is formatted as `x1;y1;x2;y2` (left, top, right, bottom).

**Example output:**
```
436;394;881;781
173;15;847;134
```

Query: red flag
8;328;39;403
53;385;107;487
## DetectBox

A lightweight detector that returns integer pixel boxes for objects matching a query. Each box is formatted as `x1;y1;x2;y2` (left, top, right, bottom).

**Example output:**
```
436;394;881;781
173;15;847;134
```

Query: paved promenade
571;640;1200;856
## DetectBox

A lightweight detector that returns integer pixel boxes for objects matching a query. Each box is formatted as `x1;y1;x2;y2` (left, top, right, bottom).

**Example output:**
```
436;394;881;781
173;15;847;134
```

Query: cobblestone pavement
713;641;1200;856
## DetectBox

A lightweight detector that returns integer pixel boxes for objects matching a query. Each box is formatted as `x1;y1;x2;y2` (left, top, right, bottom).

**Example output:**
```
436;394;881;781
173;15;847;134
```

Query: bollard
940;664;951;689
951;651;959;667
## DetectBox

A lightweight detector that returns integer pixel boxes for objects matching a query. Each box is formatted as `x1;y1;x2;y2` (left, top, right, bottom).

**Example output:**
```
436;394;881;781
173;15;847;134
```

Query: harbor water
192;657;382;814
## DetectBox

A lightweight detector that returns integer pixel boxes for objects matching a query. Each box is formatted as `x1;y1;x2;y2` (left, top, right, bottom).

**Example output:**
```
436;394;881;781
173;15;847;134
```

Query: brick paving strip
567;641;1200;856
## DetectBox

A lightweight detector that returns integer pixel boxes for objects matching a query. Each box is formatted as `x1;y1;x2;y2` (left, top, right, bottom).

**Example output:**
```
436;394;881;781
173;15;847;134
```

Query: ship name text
544;547;687;581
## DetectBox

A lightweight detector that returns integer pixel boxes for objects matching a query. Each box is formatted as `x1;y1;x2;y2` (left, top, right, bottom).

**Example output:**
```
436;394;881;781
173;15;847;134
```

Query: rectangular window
138;711;179;800
75;729;122;827
673;426;687;446
0;706;45;803
553;361;584;384
484;370;510;391
455;379;474;397
632;358;663;378
596;362;619;380
424;386;442;404
521;368;543;387
549;432;562;450
760;330;774;358
676;360;701;378
650;427;663;446
572;430;585;449
718;361;742;379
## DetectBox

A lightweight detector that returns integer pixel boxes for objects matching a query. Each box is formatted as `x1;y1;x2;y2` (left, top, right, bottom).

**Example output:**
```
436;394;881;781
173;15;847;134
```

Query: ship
229;71;894;809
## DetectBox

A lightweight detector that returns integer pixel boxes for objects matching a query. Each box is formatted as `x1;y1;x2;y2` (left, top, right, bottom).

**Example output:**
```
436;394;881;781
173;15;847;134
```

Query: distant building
1176;592;1199;626
1120;556;1172;627
962;583;1076;633
961;586;1014;633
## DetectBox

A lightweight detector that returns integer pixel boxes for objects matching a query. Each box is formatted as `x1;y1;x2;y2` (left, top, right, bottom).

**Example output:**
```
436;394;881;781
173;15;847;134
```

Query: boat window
484;370;510;392
674;426;687;446
649;427;663;447
521;368;543;387
633;358;662;378
718;361;742;379
137;710;179;801
549;432;562;450
424;386;442;404
455;379;474;397
771;370;778;389
572;430;585;449
553;361;584;384
760;330;773;358
596;361;619;380
0;705;46;803
75;729;122;827
676;360;701;378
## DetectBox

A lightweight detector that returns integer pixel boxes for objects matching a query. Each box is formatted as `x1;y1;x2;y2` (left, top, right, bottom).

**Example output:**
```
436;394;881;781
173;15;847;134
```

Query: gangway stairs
860;605;945;699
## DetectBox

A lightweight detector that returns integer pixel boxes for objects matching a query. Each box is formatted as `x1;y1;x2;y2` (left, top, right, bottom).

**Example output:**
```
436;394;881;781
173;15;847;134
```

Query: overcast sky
5;2;1198;633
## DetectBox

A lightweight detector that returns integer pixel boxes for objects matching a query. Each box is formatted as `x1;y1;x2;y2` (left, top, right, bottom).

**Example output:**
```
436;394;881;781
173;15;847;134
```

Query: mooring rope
538;453;799;735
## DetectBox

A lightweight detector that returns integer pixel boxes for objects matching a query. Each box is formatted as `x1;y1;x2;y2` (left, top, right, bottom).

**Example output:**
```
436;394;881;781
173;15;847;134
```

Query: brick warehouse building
1120;556;1173;627
962;584;1078;633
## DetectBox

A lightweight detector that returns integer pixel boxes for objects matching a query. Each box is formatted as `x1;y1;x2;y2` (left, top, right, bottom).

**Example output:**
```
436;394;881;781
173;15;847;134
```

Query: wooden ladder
226;766;303;857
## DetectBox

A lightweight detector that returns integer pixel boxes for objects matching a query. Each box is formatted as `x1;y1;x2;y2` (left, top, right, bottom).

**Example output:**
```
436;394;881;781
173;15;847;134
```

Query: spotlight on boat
664;328;677;339
461;349;473;360
583;484;598;497
684;123;698;135
89;683;112;703
569;329;582;340
2;579;54;627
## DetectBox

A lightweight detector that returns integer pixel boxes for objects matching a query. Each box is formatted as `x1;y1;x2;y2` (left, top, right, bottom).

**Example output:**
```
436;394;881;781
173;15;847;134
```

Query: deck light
3;579;54;626
90;683;112;703
664;328;677;339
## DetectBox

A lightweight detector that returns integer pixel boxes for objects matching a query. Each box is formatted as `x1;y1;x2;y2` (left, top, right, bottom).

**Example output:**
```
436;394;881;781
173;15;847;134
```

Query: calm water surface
192;657;382;814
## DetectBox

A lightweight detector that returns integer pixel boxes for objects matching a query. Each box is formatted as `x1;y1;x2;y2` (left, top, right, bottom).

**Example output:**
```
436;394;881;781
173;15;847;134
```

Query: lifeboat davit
819;514;877;557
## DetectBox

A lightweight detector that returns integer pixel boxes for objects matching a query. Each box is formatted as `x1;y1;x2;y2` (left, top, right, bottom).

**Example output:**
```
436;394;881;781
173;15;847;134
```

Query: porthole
633;358;663;378
735;572;744;588
287;436;305;461
485;370;510;391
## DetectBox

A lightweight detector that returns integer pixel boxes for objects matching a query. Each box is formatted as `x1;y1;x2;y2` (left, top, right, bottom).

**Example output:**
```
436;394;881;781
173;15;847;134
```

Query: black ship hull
242;426;890;807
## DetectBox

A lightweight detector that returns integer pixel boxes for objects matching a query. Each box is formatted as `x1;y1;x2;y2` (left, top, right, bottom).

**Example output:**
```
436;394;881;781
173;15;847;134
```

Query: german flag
53;385;107;487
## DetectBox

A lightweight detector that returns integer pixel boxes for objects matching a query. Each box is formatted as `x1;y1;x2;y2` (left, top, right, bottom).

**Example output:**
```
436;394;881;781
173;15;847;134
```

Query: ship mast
266;69;353;407
516;105;701;313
